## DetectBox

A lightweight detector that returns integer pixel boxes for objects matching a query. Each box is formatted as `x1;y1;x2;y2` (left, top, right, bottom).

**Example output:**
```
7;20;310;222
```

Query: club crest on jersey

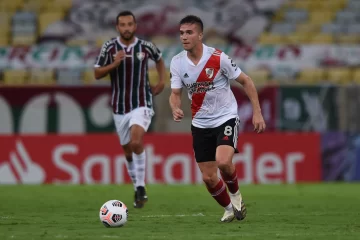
205;68;214;79
137;52;145;61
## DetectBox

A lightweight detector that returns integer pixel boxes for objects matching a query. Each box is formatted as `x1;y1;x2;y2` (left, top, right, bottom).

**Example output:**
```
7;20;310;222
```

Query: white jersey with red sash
170;44;242;128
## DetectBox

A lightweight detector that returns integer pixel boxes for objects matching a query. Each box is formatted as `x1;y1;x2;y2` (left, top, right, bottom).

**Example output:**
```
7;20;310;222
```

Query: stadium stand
0;0;359;86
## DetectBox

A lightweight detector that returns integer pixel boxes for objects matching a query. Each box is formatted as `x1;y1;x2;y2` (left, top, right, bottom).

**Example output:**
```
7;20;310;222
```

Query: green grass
0;184;360;240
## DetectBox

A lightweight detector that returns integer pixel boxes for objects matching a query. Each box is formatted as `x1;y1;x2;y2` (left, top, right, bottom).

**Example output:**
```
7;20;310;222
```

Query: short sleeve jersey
170;44;241;128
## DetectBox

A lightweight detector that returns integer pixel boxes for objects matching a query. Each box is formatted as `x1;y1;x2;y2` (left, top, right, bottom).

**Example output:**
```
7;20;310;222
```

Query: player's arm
93;41;125;79
235;72;266;133
152;58;166;96
169;59;184;121
220;53;265;133
146;41;165;95
169;88;184;121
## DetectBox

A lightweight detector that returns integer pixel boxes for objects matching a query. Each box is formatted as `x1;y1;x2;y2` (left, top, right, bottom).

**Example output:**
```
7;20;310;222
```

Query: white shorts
113;107;154;145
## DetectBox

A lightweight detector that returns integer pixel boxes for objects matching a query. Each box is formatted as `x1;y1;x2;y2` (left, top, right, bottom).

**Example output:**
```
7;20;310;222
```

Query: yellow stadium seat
297;68;325;84
12;35;37;46
96;37;112;47
148;68;171;87
39;12;65;34
285;33;310;44
29;69;55;85
3;70;28;85
0;13;11;28
83;70;110;85
22;0;47;12
309;12;334;25
336;35;359;45
0;0;24;12
258;33;284;45
246;69;270;85
151;35;176;46
272;9;284;22
310;34;334;44
317;0;347;11
66;38;89;46
44;0;73;12
290;0;312;10
148;68;159;86
353;69;360;84
0;37;8;46
326;68;352;85
296;23;320;33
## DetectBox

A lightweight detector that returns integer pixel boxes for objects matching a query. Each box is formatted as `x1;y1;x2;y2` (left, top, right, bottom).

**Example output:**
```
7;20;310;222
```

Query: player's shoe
135;186;148;208
230;191;247;221
220;208;235;223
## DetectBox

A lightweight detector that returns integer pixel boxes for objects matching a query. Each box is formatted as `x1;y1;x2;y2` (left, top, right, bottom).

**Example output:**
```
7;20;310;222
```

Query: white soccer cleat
220;208;235;223
230;191;247;221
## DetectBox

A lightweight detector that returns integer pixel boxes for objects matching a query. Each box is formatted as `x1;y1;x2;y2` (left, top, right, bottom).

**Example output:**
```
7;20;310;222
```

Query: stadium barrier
0;85;358;134
0;133;322;184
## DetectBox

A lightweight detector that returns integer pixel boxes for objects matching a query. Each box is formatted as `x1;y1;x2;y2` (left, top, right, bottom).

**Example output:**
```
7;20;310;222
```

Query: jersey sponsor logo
101;41;113;57
186;82;215;94
142;41;157;53
205;68;214;79
136;52;145;61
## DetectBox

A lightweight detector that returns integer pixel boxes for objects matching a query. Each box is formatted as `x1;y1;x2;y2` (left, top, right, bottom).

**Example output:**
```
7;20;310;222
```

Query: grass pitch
0;183;359;240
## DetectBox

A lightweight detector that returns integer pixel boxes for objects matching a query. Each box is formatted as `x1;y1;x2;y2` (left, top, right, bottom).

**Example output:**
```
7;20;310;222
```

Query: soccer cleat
220;208;235;223
230;191;247;221
135;186;148;208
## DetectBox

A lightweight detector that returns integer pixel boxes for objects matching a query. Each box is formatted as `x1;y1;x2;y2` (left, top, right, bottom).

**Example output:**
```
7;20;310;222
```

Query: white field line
141;213;205;218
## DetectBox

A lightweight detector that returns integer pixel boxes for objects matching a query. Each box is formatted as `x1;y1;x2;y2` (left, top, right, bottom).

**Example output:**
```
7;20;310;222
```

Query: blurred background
0;0;360;185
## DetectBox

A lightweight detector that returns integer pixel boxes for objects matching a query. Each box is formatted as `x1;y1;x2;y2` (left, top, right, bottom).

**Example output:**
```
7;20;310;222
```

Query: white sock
126;160;137;191
133;151;146;187
224;203;233;211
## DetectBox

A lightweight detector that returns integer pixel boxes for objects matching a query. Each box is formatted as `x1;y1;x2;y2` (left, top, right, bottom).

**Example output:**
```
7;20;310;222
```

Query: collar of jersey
117;37;139;51
186;44;207;67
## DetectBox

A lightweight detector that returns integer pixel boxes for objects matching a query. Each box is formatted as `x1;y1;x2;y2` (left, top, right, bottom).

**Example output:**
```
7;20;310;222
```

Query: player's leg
121;143;138;205
129;107;154;208
192;125;234;222
113;113;138;207
197;161;235;222
216;117;246;221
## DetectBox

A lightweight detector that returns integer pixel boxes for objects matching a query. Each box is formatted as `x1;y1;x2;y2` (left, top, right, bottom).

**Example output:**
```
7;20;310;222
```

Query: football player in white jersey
169;15;266;223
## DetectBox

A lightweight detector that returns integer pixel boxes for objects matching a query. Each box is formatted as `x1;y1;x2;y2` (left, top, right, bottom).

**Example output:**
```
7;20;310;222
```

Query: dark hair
179;15;203;32
116;11;136;24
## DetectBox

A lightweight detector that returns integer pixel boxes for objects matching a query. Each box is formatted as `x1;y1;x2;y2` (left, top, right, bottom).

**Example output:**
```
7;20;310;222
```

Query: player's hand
113;50;126;67
151;82;165;96
172;108;184;122
253;111;266;133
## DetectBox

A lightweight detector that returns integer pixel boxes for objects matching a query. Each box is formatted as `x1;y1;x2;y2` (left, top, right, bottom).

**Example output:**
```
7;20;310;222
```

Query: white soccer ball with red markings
99;200;128;227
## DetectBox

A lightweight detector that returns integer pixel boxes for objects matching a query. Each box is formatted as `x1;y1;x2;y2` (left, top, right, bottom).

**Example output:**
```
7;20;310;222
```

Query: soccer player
94;11;166;208
169;15;266;222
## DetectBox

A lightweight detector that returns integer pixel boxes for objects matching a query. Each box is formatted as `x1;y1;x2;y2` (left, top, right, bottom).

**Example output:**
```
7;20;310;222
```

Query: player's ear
199;32;203;41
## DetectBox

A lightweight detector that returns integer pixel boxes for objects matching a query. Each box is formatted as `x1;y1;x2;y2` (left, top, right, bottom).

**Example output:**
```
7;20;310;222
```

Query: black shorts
191;117;240;163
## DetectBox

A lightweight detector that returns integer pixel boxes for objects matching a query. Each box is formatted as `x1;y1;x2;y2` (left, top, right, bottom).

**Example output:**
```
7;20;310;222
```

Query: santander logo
0;141;46;184
0;134;321;184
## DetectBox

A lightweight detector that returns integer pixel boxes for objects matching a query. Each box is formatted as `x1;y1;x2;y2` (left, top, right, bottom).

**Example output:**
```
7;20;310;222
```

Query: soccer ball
99;200;128;227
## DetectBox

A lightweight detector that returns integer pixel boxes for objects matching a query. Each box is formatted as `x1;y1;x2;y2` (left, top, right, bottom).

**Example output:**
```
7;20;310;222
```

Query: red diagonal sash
191;49;222;119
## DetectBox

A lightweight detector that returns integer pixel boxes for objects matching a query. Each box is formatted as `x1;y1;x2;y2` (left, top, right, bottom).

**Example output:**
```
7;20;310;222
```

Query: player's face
179;23;202;51
116;15;137;41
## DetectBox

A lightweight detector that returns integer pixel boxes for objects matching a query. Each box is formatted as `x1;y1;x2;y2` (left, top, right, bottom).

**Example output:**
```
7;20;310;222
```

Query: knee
202;173;218;188
217;159;231;172
130;139;143;153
